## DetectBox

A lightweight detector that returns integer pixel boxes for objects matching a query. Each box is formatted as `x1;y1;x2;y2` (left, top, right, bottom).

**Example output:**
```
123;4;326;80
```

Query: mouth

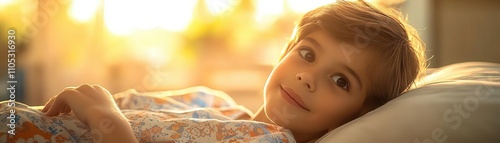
280;86;310;111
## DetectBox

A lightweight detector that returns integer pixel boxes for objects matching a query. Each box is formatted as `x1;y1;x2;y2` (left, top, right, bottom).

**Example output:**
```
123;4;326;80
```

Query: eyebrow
303;36;363;91
303;37;323;52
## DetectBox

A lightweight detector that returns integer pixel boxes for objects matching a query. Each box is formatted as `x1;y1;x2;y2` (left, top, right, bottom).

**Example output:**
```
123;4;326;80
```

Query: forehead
304;29;375;61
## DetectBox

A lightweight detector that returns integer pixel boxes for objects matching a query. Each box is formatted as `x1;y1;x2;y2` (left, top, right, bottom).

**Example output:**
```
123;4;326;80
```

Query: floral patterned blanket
0;86;294;143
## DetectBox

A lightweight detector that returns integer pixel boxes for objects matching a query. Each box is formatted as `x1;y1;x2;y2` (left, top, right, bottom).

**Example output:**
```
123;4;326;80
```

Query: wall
435;0;500;66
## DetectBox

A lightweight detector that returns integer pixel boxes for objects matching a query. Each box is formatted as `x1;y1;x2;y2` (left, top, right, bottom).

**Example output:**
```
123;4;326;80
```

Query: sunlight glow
146;47;170;65
69;0;100;22
287;0;336;13
206;0;237;16
0;0;14;6
127;32;182;66
104;0;197;35
255;0;284;24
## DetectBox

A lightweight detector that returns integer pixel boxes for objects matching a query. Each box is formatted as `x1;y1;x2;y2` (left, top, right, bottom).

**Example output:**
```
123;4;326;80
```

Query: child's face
263;29;373;135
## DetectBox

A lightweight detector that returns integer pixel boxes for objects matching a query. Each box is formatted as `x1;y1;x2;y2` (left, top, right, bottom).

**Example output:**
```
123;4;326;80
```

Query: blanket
0;86;294;143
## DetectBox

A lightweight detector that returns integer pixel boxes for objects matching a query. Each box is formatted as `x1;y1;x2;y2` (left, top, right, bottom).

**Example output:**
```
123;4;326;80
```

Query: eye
331;74;349;90
298;48;315;63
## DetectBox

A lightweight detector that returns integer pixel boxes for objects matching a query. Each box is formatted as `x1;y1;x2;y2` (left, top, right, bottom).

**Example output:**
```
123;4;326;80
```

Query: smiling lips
280;86;310;111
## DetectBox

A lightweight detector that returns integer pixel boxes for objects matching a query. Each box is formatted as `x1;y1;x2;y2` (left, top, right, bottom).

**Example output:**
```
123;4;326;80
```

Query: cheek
274;58;304;78
265;56;298;86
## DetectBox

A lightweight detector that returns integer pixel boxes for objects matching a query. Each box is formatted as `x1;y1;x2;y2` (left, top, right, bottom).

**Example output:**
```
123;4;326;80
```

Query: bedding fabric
316;62;500;143
0;86;294;143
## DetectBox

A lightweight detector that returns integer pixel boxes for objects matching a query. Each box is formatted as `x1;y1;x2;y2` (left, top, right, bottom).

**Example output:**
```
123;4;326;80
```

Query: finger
59;105;66;114
92;84;112;96
45;98;64;116
42;97;55;112
62;105;72;114
76;84;98;97
92;84;119;107
42;87;75;112
45;90;76;116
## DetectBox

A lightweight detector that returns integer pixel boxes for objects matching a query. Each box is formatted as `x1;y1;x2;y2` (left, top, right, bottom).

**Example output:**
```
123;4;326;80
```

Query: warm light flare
69;0;100;22
146;47;170;65
0;0;14;6
125;32;183;66
254;0;284;25
104;0;197;35
287;0;336;13
206;0;237;16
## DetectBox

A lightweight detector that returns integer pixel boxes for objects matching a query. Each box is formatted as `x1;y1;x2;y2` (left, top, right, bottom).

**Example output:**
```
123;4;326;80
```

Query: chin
264;94;295;126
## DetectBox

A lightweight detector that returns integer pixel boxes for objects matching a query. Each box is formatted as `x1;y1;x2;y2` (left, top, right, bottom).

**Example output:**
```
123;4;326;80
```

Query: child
0;0;425;142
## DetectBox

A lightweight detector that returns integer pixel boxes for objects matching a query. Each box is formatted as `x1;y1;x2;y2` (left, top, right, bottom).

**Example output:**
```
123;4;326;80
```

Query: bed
3;62;500;143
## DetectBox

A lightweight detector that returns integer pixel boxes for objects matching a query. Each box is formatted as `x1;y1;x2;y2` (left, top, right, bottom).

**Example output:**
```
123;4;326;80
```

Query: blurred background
1;0;499;112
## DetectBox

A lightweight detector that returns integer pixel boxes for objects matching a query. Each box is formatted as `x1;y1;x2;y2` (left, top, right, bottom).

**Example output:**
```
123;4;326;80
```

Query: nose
296;72;316;92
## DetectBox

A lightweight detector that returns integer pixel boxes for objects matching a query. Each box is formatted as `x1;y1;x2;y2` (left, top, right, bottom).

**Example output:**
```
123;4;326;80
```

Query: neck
251;105;324;143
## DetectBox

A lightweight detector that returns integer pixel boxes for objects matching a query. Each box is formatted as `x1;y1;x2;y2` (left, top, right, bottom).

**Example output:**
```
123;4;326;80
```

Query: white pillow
316;62;500;143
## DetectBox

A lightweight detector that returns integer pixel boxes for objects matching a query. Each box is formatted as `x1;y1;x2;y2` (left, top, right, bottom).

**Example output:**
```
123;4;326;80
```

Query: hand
42;84;138;143
42;84;121;125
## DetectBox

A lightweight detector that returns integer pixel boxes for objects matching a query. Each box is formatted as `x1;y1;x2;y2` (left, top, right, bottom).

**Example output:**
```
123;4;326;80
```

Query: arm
42;84;138;143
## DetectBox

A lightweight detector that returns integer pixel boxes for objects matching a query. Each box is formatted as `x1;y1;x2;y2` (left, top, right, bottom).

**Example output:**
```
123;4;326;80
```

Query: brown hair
279;0;426;110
